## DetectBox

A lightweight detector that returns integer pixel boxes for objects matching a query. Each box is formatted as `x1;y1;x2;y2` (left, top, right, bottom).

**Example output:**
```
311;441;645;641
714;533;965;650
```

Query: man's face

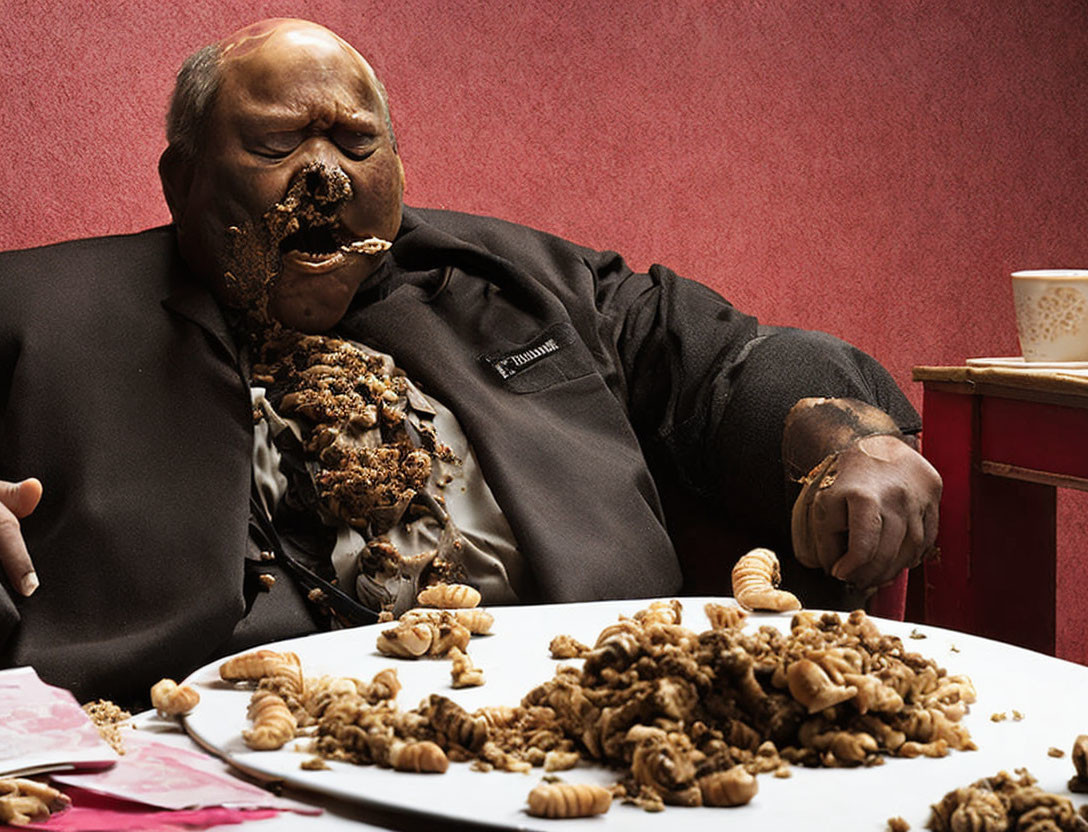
165;21;404;332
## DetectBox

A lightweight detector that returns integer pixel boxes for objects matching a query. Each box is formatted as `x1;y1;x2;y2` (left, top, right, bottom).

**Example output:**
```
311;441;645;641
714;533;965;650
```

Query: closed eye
250;131;305;159
331;127;378;160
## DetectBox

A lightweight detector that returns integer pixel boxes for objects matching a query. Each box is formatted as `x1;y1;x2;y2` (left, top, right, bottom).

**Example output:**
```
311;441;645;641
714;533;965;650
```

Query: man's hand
0;478;42;596
791;434;941;590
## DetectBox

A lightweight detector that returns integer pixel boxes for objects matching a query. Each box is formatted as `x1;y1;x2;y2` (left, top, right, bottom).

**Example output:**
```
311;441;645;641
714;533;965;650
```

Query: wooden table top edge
912;364;1088;404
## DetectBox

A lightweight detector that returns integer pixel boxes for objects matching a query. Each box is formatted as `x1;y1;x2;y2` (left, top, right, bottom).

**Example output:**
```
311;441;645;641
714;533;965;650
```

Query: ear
158;145;193;225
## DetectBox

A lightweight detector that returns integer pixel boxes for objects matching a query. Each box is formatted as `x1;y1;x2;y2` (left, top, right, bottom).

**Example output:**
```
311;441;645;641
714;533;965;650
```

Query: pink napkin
26;728;321;829
52;730;316;814
0;667;118;777
1;667;321;827
22;786;280;831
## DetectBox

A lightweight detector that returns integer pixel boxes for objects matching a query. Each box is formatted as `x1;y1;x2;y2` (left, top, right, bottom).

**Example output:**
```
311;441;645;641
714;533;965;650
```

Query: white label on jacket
488;337;561;379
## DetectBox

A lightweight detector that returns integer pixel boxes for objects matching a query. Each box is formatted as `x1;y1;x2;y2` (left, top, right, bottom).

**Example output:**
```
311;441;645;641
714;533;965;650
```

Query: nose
295;160;353;206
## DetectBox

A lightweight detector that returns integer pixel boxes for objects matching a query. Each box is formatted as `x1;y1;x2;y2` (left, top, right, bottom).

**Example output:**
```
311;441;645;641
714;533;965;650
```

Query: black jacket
0;207;918;701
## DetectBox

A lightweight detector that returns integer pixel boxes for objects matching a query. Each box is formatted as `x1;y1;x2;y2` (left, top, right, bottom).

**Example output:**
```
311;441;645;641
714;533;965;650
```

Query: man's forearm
782;396;915;482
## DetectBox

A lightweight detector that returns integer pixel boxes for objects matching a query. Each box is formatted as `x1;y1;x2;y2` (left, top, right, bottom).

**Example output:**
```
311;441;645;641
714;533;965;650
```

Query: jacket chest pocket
479;322;596;394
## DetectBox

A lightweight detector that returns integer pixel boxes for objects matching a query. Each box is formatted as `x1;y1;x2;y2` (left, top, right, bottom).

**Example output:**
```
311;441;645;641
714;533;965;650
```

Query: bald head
166;19;395;163
219;18;358;61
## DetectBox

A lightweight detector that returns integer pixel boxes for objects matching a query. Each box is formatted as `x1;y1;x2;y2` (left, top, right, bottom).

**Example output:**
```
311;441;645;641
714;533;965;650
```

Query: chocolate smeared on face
220;162;391;328
266;161;353;259
219;222;279;323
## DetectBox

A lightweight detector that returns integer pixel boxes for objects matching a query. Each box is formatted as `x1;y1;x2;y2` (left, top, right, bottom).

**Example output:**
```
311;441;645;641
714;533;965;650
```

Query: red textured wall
3;1;1088;657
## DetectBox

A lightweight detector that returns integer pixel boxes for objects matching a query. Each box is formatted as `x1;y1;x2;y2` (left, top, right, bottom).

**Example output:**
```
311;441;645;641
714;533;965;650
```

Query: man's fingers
810;489;849;573
0;479;41;596
903;503;927;568
0;478;43;518
845;508;910;589
830;494;882;581
0;505;37;596
791;455;837;568
922;501;939;556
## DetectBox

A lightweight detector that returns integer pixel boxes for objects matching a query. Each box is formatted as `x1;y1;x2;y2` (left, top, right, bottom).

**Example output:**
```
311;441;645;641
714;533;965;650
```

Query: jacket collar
159;230;239;364
391;207;560;320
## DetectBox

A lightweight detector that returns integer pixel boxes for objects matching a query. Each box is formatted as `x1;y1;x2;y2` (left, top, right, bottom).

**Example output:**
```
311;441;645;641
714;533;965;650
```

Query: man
0;19;940;702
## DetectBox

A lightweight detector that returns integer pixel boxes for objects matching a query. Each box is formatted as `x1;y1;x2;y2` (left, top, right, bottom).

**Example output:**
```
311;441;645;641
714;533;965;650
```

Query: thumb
791;454;837;569
0;479;41;596
0;478;43;518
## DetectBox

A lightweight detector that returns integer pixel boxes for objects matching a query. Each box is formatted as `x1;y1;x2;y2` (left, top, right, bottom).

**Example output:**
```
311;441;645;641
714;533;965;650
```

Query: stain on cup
1011;269;1088;362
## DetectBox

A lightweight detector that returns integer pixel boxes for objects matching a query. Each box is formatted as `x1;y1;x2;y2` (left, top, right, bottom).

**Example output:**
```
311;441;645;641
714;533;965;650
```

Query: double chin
267;262;365;332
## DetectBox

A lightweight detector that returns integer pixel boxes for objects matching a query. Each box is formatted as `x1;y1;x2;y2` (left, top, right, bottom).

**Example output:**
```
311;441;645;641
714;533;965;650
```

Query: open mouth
279;222;344;261
264;164;392;270
278;222;393;266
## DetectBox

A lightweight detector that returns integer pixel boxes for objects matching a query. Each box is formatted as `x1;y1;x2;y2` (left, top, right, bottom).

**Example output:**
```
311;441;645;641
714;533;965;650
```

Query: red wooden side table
910;365;1088;654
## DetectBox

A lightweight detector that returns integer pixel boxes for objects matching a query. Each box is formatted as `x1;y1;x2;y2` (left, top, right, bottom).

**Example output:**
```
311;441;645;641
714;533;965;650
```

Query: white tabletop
157;598;1088;830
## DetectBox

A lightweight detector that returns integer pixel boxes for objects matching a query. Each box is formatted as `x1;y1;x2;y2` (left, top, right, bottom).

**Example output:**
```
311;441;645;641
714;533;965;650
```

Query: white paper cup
1011;269;1088;362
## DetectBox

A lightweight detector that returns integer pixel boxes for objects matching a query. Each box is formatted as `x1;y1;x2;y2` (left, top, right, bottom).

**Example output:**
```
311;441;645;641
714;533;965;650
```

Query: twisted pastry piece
731;548;801;612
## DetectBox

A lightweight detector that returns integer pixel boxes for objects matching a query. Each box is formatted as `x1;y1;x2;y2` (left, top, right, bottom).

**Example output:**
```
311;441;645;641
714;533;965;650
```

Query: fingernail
20;572;39;596
831;562;846;580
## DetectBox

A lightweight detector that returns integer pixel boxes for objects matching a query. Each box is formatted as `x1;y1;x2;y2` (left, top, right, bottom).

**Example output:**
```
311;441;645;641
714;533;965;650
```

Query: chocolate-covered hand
0;478;41;596
791;434;941;590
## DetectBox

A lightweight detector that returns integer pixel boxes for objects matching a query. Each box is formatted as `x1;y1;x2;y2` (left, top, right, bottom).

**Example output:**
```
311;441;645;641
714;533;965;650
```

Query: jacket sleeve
0;589;16;651
0;259;23;647
587;249;920;546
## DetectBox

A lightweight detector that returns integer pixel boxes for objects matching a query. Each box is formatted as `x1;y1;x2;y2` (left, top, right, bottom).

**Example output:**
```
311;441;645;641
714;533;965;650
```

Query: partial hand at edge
791;435;942;591
0;478;42;596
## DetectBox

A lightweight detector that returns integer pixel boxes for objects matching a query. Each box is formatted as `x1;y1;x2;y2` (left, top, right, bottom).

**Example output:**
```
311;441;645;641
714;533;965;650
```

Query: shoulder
0;225;176;274
0;225;177;287
0;226;180;324
403;206;607;267
405;205;563;241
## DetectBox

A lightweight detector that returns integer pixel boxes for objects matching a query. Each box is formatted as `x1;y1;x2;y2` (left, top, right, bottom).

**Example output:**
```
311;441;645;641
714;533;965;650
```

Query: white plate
967;356;1088;370
182;598;1088;830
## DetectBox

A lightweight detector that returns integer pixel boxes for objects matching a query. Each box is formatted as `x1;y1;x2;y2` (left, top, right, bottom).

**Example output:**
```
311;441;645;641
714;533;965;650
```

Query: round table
160;598;1088;831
